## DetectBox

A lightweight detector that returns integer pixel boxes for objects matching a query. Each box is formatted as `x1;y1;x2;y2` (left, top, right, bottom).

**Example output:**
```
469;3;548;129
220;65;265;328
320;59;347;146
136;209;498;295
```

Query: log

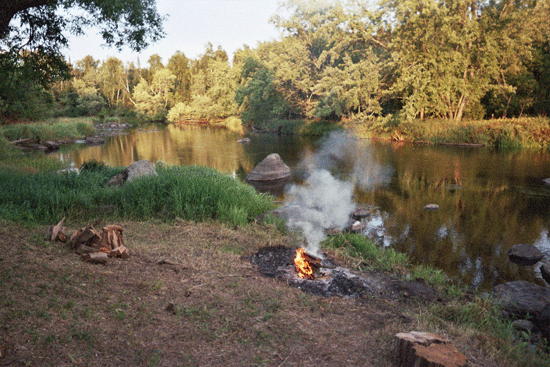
302;251;322;268
102;224;124;251
394;331;467;367
47;216;67;242
110;245;129;258
69;219;102;250
81;252;108;264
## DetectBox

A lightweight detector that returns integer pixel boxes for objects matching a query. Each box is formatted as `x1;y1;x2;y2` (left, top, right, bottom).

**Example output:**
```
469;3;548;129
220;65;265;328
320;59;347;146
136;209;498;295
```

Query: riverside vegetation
1;144;550;365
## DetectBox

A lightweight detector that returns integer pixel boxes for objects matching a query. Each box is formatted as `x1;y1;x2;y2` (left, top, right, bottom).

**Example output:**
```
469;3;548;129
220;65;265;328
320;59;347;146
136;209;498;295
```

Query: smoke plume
284;131;392;257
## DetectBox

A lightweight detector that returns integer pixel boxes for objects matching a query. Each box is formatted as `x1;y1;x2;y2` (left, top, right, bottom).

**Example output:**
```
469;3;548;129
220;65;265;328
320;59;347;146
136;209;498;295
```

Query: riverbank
0;218;548;367
350;116;550;150
0;160;548;365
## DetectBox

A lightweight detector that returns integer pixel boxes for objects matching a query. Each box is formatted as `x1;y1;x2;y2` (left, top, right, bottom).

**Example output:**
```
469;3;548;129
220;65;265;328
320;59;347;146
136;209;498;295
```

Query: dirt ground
0;219;502;366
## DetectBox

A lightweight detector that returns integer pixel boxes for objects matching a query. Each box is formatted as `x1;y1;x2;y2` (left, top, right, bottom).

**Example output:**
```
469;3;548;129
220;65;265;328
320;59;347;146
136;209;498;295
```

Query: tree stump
394;331;467;367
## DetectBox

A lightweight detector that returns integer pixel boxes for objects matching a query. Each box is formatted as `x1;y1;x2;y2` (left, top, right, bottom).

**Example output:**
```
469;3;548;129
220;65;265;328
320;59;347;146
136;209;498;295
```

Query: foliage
0;0;165;120
0;117;95;142
0;164;275;226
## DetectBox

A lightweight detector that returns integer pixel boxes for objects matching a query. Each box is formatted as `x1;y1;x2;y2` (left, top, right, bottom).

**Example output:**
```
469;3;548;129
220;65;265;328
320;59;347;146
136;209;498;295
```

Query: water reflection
53;125;550;290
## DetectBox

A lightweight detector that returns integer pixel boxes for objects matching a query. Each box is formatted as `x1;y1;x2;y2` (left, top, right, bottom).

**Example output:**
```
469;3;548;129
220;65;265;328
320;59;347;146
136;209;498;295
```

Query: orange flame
294;248;314;279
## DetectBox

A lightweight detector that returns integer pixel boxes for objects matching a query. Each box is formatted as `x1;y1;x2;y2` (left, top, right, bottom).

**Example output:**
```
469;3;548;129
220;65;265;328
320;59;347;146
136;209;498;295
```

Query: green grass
0;117;96;142
322;233;409;272
353;116;550;150
0;163;275;226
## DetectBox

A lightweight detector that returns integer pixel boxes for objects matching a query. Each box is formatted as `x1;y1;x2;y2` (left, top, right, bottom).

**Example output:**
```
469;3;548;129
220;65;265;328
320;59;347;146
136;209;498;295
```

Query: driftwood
394;331;467;367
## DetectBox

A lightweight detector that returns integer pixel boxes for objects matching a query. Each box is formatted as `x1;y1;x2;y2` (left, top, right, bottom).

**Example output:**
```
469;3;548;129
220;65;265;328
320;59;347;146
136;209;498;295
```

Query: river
53;124;550;291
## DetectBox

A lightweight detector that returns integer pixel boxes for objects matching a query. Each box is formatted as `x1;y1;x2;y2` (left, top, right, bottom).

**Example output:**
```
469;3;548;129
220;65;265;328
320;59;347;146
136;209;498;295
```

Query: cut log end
394;331;467;367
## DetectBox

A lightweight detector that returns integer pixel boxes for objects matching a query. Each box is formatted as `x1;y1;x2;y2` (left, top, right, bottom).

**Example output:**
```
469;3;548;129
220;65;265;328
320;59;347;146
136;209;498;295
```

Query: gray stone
540;263;550;285
106;159;158;187
508;244;544;266
493;280;550;319
423;204;439;210
246;153;291;182
543;178;550;186
512;319;536;333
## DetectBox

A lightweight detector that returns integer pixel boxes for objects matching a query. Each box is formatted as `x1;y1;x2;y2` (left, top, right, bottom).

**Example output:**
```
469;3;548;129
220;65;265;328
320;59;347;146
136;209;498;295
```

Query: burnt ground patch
249;245;440;303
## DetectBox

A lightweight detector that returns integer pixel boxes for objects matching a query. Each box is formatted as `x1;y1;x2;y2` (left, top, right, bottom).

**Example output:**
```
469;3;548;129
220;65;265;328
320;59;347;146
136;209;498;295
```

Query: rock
351;206;371;220
508;244;543;266
246;153;291;182
85;136;105;145
512;319;536;333
347;220;366;234
106;160;158;187
493;280;550;319
543;178;550;186
423;204;439;210
237;138;251;144
540;263;550;285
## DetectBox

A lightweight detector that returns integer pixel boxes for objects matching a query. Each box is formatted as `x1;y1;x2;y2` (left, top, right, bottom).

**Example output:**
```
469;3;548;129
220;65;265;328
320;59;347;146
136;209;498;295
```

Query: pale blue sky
65;0;282;65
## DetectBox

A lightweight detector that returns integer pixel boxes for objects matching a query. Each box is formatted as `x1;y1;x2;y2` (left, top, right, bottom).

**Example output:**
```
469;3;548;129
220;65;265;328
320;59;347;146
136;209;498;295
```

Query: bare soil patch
0;220;501;366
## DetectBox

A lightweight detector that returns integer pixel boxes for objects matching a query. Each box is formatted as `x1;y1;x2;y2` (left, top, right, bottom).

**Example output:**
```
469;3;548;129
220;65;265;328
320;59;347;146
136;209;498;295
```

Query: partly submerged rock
493;280;550;319
246;153;291;182
106;159;158;187
541;263;550;285
423;204;440;211
508;244;544;266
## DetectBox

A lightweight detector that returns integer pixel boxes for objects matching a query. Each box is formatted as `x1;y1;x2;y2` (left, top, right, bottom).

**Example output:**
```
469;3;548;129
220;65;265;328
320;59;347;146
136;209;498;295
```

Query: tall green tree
378;0;548;121
0;0;164;119
98;57;125;107
167;51;192;103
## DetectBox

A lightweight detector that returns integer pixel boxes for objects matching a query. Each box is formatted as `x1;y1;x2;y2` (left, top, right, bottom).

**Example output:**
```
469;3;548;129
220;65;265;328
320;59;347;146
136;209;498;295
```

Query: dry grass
0;219;524;366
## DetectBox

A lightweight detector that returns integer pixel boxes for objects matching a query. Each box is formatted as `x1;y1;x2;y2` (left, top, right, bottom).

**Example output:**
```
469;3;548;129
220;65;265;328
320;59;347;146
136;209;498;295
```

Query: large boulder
508;244;544;266
493;280;550;319
246;153;291;182
106;160;158;187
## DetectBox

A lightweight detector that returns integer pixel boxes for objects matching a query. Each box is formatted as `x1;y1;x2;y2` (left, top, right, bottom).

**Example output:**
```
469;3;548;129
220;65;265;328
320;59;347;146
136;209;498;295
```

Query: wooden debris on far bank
47;219;129;263
394;331;467;367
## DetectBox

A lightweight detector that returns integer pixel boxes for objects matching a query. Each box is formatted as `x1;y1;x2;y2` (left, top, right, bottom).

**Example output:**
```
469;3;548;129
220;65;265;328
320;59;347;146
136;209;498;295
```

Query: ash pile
250;246;388;298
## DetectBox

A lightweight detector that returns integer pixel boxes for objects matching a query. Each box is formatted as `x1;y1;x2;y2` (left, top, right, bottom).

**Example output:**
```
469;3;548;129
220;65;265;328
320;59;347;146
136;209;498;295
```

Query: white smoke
283;131;392;257
285;169;355;257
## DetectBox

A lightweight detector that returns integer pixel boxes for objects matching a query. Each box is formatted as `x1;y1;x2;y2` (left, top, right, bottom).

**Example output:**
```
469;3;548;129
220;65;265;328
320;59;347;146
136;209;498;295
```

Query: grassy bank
0;117;96;142
351;116;550;150
0;163;275;227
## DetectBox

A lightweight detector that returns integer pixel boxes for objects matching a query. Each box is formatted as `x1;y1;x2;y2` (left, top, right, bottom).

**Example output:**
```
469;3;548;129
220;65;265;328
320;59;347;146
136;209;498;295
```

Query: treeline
2;0;549;125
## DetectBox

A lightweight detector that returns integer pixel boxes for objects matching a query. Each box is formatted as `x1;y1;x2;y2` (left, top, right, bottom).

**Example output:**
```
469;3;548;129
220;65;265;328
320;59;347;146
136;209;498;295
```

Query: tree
378;0;548;121
235;57;288;124
98;57;125;107
167;51;192;103
0;0;164;119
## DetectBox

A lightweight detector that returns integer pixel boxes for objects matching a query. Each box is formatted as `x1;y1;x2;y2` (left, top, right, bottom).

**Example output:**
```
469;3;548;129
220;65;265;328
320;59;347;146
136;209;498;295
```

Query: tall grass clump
0;117;95;142
118;165;275;224
0;163;274;226
323;233;409;271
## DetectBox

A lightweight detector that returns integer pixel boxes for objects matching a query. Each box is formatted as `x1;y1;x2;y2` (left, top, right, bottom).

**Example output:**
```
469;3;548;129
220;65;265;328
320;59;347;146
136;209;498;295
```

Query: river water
53;124;550;290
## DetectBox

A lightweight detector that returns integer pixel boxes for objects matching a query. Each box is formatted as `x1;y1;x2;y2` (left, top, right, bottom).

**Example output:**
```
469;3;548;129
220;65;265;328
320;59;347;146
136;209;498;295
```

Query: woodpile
47;219;129;263
394;331;467;367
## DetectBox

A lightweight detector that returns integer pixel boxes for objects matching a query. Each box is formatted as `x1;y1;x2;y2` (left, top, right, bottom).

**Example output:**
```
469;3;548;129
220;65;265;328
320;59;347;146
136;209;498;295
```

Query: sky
65;0;283;65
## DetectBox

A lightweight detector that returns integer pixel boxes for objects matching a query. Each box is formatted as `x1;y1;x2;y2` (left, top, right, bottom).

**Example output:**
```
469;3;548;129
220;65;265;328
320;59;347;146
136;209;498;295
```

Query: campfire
294;248;321;280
